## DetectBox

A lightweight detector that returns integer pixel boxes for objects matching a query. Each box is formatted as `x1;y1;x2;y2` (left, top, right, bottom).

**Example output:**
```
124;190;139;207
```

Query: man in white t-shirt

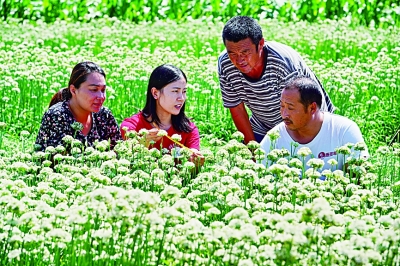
260;76;369;171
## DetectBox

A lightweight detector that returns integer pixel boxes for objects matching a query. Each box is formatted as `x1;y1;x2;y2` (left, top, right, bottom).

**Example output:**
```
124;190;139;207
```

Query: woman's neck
68;99;91;125
155;110;172;130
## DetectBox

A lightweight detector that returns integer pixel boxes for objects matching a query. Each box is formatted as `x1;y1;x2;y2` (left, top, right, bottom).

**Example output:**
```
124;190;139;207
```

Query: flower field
0;17;400;265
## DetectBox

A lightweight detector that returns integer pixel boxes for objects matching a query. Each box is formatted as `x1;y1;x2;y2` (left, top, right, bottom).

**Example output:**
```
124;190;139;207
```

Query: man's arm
229;103;255;144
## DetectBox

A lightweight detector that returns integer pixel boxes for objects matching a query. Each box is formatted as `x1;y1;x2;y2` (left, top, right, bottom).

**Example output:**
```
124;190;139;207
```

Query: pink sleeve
184;124;200;150
120;114;141;139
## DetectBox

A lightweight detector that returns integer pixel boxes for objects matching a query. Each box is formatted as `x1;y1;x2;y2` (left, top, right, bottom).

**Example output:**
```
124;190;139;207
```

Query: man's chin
285;124;294;130
238;67;250;74
234;64;249;73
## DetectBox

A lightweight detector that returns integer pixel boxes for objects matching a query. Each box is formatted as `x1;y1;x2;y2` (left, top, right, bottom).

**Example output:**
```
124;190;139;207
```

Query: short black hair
222;16;263;46
284;76;322;109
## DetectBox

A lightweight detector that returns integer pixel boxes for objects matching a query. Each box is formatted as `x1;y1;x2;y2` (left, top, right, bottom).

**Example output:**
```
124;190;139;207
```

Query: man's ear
258;38;265;53
151;87;159;99
309;102;318;114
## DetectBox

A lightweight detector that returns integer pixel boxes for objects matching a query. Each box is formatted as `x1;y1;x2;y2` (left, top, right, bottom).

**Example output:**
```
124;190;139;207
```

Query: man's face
225;37;264;74
280;88;312;131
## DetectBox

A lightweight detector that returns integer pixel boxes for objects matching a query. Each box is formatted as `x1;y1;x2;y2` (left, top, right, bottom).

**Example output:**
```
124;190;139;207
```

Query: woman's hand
143;128;163;147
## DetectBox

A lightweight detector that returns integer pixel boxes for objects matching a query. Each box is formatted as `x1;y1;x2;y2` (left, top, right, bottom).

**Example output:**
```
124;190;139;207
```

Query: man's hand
230;103;256;144
189;148;205;167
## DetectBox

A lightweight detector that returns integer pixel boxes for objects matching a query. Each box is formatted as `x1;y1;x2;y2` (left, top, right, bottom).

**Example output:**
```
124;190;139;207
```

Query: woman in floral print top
35;61;122;151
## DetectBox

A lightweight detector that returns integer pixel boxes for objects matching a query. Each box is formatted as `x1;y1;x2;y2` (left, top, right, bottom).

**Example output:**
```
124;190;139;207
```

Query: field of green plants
1;4;400;266
1;0;400;27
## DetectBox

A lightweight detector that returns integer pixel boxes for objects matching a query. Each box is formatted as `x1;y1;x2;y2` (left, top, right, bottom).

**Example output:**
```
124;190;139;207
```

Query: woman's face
71;72;106;113
153;78;187;117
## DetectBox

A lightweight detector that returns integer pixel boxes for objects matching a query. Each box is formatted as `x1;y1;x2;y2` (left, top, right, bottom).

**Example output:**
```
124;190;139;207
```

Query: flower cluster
1;129;398;265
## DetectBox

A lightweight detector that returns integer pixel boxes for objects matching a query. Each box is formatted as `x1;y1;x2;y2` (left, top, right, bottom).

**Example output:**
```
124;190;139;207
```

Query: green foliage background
0;0;399;27
0;0;399;151
1;17;399;151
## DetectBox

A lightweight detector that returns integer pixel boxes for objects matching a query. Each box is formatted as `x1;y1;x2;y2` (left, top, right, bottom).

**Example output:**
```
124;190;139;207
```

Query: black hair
285;76;322;110
49;61;106;108
222;16;263;49
142;64;192;133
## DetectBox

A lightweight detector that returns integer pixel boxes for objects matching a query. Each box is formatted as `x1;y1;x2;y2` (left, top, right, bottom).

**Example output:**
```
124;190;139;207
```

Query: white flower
92;228;113;240
71;122;84;131
276;158;288;165
138;128;149;135
306;158;325;169
268;164;289;176
151;168;165;179
247;141;260;150
71;147;81;155
160;185;182;200
224;207;249;222
297;147;312;157
8;249;21;260
267;129;280;141
354;142;367;151
159;155;174;170
232;131;245;141
238;258;254;266
327;158;338;166
157;129;167;137
116;166;129;175
289;158;302;168
20;130;30;139
183;161;195;170
171;134;182;142
216;149;229;159
11;162;29;173
206;207;221;216
305;168;321;179
335;145;351;155
46;228;72;242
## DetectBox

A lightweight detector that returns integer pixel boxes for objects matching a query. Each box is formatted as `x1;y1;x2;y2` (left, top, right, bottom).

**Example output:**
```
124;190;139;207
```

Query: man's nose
237;54;245;63
281;108;288;118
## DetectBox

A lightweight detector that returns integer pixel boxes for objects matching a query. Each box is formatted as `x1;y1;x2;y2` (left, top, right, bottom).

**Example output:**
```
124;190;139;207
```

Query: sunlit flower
307;158;325;169
267;129;280;142
232;131;244;142
157;129;167;137
20;130;30;139
297;147;312;157
171;134;182;142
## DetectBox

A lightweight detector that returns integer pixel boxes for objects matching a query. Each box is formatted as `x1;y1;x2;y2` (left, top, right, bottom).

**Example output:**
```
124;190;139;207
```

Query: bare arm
229;103;255;144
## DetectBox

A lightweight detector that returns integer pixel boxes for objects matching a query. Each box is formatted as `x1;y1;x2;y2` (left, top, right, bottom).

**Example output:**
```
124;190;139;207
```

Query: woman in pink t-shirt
121;64;204;164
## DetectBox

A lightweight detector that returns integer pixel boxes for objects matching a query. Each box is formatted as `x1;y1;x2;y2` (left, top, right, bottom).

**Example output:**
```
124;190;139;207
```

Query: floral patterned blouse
35;101;122;151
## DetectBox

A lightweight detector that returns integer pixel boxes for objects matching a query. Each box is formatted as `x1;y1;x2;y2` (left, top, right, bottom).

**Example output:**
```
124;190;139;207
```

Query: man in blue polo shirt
218;16;334;144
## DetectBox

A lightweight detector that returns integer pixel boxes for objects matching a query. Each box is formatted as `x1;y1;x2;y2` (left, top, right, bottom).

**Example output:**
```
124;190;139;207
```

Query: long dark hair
142;64;192;133
49;61;106;108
